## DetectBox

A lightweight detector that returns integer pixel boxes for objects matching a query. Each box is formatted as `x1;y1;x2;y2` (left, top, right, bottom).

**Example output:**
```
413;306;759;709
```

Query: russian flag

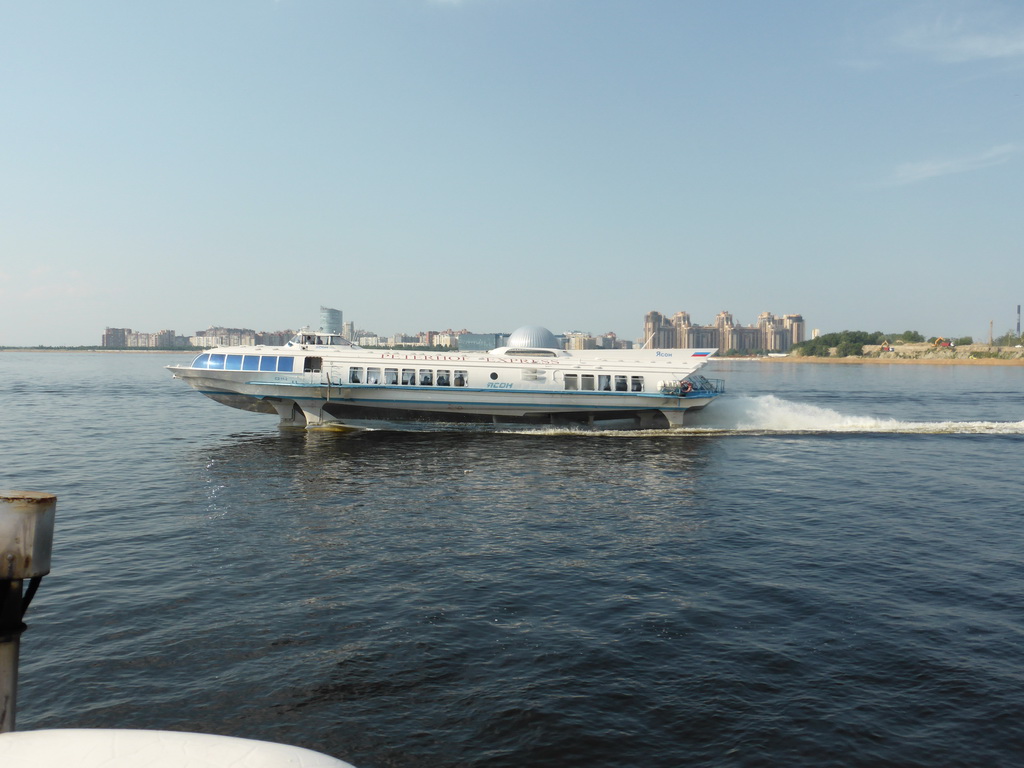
691;351;710;357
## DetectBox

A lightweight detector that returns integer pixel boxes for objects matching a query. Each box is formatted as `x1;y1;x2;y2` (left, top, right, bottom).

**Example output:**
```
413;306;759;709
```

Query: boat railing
660;375;725;397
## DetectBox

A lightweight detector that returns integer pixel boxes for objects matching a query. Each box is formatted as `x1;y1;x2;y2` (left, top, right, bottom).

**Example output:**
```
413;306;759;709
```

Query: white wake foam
684;395;1024;435
505;395;1024;437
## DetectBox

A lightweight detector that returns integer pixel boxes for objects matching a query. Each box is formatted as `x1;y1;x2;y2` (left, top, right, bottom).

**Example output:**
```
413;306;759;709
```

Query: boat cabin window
372;367;466;386
191;353;224;369
349;367;363;384
304;357;322;373
191;353;293;372
558;372;644;392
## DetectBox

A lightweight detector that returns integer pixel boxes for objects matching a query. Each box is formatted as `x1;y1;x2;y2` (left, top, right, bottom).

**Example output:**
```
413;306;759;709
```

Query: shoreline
5;348;1024;366
755;355;1024;366
0;348;194;354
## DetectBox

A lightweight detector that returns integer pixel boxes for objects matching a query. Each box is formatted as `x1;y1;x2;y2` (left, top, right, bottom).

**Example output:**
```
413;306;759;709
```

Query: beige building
644;310;805;353
103;327;179;348
190;327;256;348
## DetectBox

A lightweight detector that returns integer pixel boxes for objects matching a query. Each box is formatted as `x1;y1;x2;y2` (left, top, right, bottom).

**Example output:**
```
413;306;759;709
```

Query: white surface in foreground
0;729;356;768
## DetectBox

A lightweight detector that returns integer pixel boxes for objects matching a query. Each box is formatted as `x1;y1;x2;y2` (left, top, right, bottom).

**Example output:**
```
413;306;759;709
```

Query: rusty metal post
0;491;56;733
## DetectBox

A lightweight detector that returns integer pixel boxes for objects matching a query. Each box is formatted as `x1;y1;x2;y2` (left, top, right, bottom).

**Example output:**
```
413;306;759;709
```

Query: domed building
506;325;560;349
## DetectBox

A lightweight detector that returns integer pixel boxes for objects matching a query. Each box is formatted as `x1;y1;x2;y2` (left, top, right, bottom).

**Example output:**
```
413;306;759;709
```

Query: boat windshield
286;331;355;347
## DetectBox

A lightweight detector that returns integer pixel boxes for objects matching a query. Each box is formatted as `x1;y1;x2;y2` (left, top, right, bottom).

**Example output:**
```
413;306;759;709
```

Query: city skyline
9;298;1020;348
95;306;804;350
3;2;1023;346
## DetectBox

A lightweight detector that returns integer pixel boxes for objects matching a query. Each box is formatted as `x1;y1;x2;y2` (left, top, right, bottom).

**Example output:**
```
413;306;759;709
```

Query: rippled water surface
2;353;1023;766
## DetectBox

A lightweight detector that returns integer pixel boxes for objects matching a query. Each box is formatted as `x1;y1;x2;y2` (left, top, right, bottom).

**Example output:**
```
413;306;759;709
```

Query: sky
2;0;1022;346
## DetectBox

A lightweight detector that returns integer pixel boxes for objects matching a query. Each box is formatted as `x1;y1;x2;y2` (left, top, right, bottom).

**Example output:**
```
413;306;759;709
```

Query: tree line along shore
779;330;1024;365
775;347;1024;365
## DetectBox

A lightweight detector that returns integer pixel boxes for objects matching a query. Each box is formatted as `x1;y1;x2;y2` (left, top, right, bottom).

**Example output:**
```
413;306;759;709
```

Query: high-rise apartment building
783;314;805;347
643;311;677;349
644;310;806;353
102;327;130;347
320;306;343;334
190;327;256;347
102;328;180;348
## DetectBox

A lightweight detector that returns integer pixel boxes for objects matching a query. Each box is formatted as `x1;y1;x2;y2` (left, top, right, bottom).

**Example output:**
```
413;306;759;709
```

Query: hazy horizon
3;1;1022;346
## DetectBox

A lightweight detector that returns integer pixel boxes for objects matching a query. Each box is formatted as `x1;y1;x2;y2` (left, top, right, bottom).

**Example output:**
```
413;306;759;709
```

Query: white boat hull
169;334;724;430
